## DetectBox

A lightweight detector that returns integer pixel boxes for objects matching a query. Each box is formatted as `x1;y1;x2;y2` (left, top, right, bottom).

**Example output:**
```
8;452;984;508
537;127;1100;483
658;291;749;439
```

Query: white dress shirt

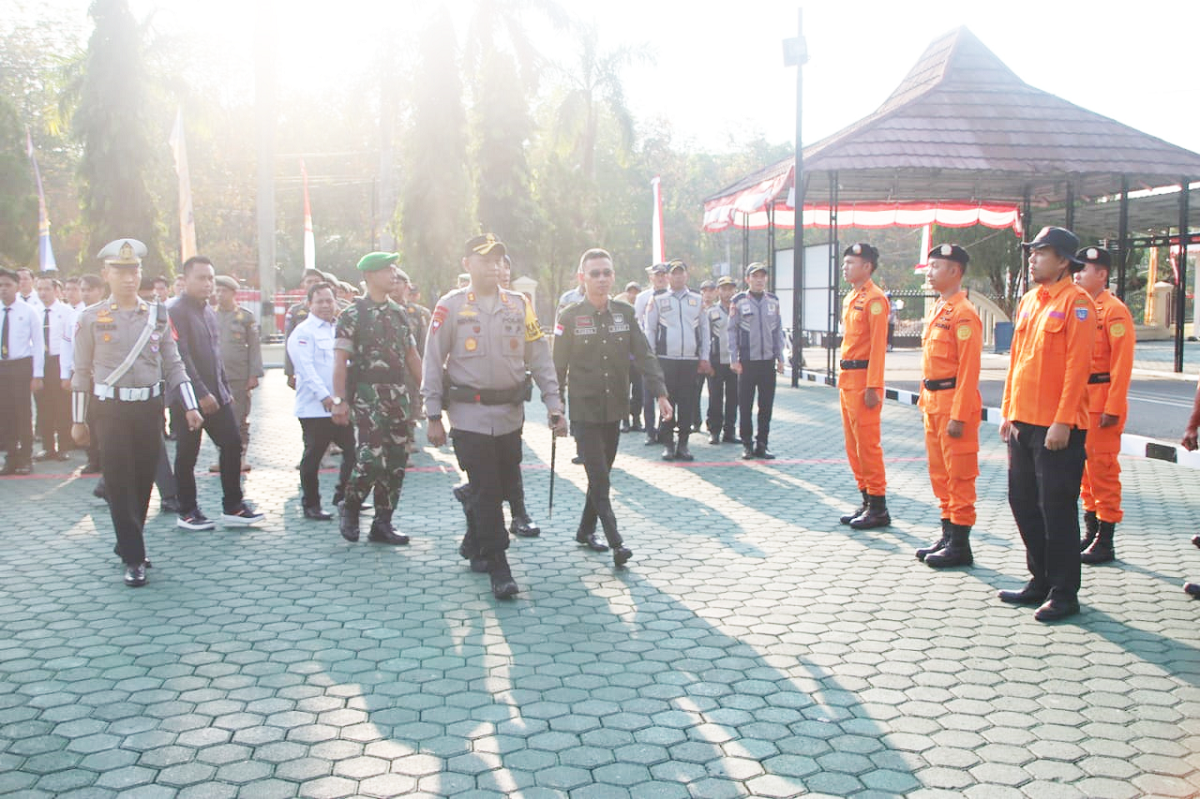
19;292;43;313
58;303;81;379
287;313;337;418
1;300;46;378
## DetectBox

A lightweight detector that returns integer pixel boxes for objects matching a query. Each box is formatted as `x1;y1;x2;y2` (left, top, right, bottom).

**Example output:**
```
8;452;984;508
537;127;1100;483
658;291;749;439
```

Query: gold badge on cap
119;242;134;261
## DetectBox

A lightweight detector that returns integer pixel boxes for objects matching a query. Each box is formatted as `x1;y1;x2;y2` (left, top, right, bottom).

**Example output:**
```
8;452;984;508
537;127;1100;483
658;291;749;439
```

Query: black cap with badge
843;243;879;265
1075;246;1112;269
927;243;970;268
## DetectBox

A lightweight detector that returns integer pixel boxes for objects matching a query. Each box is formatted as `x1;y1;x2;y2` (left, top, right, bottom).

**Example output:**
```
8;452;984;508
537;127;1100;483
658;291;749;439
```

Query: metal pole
1020;186;1032;297
1176;176;1189;373
1065;181;1075;230
1117;174;1129;300
829;170;839;378
787;8;806;387
742;213;749;278
767;202;776;291
254;0;278;331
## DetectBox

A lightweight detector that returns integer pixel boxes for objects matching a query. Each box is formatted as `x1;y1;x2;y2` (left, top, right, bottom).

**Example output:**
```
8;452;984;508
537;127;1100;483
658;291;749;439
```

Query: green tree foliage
70;0;168;271
399;6;471;299
0;95;36;267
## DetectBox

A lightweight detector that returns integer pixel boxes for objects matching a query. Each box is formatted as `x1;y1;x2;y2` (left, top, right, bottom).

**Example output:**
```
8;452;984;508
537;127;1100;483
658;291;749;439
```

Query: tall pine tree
72;0;167;269
399;6;471;297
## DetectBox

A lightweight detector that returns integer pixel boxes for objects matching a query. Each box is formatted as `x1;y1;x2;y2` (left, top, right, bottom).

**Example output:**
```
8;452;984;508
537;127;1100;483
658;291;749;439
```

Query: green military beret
356;252;400;272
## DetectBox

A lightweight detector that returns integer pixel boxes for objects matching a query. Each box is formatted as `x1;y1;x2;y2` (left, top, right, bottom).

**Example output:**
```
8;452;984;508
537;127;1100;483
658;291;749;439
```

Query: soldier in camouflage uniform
331;253;423;545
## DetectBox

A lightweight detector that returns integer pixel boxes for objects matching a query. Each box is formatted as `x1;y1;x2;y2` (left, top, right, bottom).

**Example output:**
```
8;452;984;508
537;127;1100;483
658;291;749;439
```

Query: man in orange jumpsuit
916;244;982;568
837;243;891;529
998;227;1096;622
1074;247;1134;565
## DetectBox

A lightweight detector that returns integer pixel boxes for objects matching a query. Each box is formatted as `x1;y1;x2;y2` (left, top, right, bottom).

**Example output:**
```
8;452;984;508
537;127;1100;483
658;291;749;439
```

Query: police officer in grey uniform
423;234;567;600
730;262;786;459
706;275;740;445
71;239;203;587
214;275;263;468
643;260;712;461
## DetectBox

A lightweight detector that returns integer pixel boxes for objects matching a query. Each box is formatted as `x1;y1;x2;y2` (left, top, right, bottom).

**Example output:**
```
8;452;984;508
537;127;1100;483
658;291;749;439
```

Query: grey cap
699;280;716;290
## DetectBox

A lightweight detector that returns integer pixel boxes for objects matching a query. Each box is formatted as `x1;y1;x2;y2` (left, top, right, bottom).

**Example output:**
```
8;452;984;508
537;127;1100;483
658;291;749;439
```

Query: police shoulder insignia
870;301;883;315
430;304;449;332
956;325;972;341
523;299;544;342
1110;322;1126;338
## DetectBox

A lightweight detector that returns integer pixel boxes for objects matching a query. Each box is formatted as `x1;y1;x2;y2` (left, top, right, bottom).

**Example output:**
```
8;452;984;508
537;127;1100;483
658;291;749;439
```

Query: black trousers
739;360;777;446
707;363;738;437
0;357;33;462
94;395;163;565
95;436;177;499
36;354;71;452
174;401;244;514
659;359;698;443
1008;422;1087;598
628;366;643;421
576;421;622;546
452;428;522;558
299;417;355;509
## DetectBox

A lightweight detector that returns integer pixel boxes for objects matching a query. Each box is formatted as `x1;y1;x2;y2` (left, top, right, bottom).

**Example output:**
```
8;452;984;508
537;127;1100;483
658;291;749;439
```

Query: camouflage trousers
345;383;409;511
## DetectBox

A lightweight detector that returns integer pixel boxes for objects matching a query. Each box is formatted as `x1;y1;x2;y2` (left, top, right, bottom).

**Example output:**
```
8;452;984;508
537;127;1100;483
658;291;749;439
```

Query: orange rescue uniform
1079;289;1135;523
919;290;982;527
839;278;889;494
1002;277;1096;429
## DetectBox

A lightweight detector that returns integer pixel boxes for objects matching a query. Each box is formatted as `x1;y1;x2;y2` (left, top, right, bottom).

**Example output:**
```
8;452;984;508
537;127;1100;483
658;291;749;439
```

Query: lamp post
783;10;808;386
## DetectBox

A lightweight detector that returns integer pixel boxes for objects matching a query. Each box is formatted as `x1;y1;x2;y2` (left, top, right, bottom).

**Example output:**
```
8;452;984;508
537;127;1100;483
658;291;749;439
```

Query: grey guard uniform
729;287;785;455
643;285;710;455
422;287;563;563
73;297;198;569
216;305;263;455
705;298;738;442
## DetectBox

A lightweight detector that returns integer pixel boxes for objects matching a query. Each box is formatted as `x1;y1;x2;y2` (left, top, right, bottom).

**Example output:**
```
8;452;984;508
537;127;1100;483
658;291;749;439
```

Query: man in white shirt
34;276;74;459
64;277;85;312
16;268;42;312
0;268;45;474
287;281;355;520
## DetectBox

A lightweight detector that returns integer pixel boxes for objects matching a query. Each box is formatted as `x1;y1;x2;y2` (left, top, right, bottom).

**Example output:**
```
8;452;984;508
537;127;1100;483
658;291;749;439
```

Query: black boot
661;433;676;461
1080;510;1099;552
840;490;869;525
849;494;891;529
916;519;950;562
489;552;519;599
674;439;694;462
339;500;361;542
368;506;409;545
1081;520;1115;565
925;523;973;568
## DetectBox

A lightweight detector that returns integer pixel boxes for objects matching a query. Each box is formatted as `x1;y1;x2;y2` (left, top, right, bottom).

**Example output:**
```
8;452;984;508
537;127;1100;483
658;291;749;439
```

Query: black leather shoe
1185;582;1200;597
34;450;58;462
113;545;151;569
998;582;1048;606
709;432;721;445
722;434;742;444
849;495;890;529
630;421;644;432
304;507;333;521
571;455;584;465
619;419;630;433
368;510;410;545
753;444;776;460
510;514;541;538
661;445;676;461
489;553;519;599
93;484;107;500
674;445;694;462
1034;595;1080;622
644;433;658;446
840;490;868;525
160;497;181;514
742;444;755;460
339;502;361;542
613;546;633;567
124;563;148;587
81;461;101;475
576;530;609;552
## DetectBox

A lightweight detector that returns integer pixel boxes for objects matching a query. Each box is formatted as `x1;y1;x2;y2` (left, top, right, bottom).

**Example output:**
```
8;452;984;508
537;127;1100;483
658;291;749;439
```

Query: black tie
43;308;50;353
1;306;9;359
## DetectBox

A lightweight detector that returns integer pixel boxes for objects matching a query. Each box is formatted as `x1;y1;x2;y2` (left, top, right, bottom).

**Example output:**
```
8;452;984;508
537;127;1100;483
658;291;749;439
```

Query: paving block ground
1;372;1198;798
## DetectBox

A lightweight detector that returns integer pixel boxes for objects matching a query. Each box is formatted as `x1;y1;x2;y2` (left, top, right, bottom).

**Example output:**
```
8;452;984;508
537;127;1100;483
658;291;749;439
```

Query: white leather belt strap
93;383;164;402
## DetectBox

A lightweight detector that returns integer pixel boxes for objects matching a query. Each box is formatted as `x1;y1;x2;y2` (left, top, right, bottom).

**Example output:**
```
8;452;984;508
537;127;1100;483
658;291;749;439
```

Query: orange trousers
1080;413;1123;523
923;412;979;527
840;387;886;494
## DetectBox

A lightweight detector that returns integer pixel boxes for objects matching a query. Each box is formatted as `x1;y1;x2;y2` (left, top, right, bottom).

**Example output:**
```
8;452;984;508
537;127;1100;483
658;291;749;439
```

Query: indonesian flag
651;175;665;264
169;108;198;263
25;127;57;272
301;159;315;272
913;224;932;273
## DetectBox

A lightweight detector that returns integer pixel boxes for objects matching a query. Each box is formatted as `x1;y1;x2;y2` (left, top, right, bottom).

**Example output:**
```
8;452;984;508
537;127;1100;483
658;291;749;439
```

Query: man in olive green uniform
332;253;423;545
423;234;567;599
555;248;672;566
71;239;204;588
213;275;263;469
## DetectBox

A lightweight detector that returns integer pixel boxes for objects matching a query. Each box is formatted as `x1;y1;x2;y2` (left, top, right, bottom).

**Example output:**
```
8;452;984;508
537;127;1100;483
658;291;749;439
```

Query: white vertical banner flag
301;159;315;272
169;107;198;263
913;224;932;273
651;176;665;264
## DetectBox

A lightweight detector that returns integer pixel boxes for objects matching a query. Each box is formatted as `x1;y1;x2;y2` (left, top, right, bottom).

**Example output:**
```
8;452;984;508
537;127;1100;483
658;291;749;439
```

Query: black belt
923;377;957;391
840;359;869;370
1088;372;1111;384
447;384;525;406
